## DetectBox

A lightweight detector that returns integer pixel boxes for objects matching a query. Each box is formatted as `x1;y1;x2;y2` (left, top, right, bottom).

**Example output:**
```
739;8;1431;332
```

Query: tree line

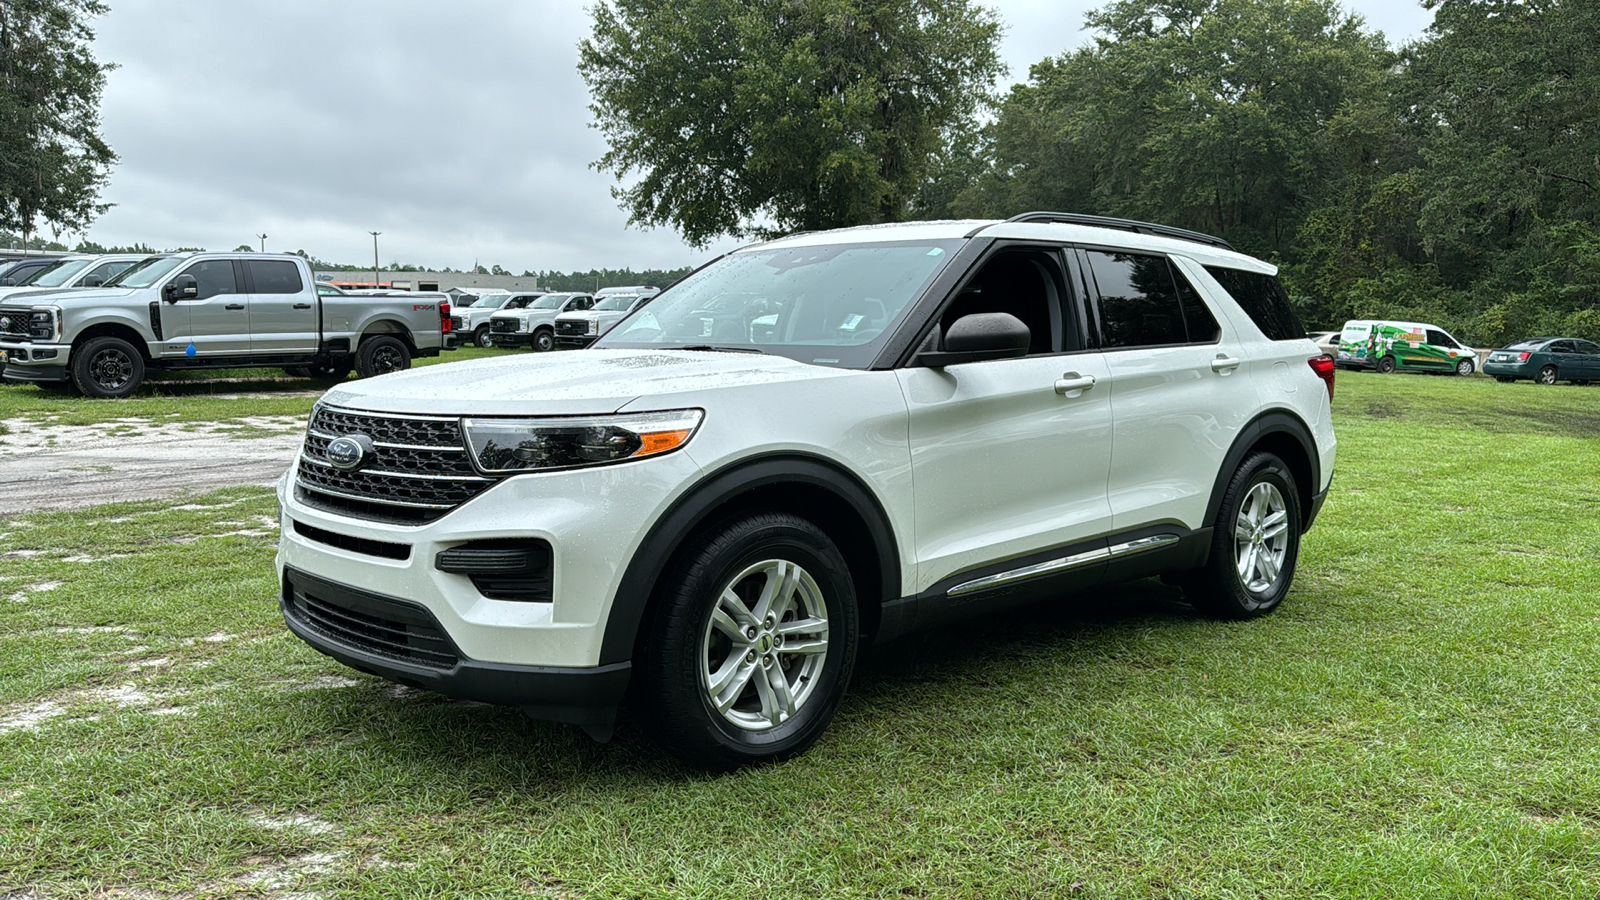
586;0;1600;344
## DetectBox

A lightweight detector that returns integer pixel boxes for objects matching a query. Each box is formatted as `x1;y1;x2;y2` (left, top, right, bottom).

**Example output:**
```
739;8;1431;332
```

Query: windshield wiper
675;345;765;354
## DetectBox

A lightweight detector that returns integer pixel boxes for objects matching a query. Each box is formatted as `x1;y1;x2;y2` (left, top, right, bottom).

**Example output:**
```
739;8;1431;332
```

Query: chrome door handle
293;303;312;309
224;304;245;311
1054;373;1096;396
1210;355;1241;372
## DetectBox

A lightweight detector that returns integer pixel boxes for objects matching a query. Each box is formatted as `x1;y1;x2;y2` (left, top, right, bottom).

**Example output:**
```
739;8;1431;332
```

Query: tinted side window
1203;266;1304;341
1577;341;1600;355
1550;340;1576;353
248;260;304;294
1086;250;1187;348
1173;266;1221;343
180;260;238;300
84;261;132;284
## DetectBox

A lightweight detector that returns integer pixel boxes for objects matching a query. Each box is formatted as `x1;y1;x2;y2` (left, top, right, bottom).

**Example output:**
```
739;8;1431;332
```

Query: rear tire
1183;452;1301;620
356;335;411;378
637;512;858;770
1537;365;1558;385
1376;355;1397;374
284;366;312;378
71;336;145;399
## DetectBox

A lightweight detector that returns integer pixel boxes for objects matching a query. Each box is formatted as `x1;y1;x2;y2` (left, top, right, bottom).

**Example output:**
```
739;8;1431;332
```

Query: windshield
598;239;961;367
593;294;638;311
21;258;93;287
531;294;566;309
104;256;184;288
500;295;539;310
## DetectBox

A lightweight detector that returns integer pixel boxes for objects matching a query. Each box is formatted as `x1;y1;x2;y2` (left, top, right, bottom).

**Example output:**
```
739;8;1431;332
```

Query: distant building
313;271;543;293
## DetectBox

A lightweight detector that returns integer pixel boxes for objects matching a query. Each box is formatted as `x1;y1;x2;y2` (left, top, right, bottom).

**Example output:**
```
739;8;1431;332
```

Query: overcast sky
77;1;1434;274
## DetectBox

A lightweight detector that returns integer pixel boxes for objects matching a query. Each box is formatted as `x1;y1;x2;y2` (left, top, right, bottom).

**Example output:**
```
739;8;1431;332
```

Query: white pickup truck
0;252;456;397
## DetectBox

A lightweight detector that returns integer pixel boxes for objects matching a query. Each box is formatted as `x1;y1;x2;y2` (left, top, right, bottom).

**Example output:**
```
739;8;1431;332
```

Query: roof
755;217;1276;274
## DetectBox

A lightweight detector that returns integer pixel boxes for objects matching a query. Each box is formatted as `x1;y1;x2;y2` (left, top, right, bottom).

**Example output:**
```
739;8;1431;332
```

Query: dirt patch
0;417;305;514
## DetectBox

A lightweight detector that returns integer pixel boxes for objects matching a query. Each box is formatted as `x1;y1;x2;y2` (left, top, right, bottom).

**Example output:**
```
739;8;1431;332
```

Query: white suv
276;214;1337;769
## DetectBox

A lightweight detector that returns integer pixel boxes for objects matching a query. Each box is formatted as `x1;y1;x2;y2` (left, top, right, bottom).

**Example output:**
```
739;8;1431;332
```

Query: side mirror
163;274;199;302
916;312;1031;368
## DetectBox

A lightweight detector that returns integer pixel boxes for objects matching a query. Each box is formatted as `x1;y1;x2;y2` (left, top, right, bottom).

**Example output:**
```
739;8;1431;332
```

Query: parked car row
0;251;457;397
1316;317;1598;387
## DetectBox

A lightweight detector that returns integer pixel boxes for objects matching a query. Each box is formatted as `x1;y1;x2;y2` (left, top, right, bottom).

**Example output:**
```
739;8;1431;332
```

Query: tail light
1518;351;1530;361
440;300;452;333
1308;355;1335;401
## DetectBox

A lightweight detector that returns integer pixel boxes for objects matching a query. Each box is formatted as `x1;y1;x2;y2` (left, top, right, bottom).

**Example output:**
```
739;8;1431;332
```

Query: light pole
257;233;268;252
369;231;382;288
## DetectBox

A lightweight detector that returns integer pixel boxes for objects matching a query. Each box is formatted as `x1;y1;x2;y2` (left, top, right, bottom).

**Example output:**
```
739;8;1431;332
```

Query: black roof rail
1003;212;1234;251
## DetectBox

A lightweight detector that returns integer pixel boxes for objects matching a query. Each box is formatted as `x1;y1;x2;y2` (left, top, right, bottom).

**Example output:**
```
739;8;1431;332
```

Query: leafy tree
0;0;116;242
962;0;1393;264
580;0;1004;245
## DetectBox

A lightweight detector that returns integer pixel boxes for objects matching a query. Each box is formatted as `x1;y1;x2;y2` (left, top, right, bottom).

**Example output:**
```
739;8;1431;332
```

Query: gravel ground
0;415;305;514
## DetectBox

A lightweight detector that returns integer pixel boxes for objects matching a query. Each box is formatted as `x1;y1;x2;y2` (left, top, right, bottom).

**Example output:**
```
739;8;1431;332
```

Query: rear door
1574;340;1600;379
168;259;250;356
246;259;316;353
1086;248;1256;533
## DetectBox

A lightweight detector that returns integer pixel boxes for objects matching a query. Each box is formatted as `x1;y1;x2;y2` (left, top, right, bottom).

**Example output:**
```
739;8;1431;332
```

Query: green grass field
2;371;1597;898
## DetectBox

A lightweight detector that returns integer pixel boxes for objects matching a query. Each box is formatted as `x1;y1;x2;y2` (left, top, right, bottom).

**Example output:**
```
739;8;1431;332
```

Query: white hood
319;349;850;416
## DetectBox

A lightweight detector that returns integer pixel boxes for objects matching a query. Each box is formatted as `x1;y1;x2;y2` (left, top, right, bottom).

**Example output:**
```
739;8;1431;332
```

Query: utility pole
257;233;268;252
370;231;382;288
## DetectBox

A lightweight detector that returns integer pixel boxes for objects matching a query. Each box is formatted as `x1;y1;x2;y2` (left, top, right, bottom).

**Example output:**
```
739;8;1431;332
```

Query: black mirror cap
916;312;1031;368
164;274;199;301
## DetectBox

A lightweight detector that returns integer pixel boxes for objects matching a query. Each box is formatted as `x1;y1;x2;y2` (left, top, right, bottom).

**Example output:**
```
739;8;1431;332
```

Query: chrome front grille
491;318;517;333
555;320;586;336
0;308;30;339
295;405;496;524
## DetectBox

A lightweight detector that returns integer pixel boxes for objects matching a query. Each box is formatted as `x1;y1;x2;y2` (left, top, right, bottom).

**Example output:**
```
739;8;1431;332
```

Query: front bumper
0;341;69;382
282;566;630;728
1332;353;1373;370
554;334;597;349
489;331;533;347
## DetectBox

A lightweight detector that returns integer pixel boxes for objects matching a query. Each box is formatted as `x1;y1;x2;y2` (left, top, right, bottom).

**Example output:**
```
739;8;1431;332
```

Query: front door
167;259;250;356
246;259;316;353
899;246;1114;594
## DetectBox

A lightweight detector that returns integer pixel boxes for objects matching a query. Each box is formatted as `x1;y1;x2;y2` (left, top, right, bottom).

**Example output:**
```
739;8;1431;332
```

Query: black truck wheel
356;336;411;378
71;336;145;399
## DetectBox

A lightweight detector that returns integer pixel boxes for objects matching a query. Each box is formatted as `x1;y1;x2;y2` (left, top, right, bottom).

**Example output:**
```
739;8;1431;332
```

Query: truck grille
0;308;30;339
491;318;517;333
284;568;460;669
295;405;495;524
556;320;587;336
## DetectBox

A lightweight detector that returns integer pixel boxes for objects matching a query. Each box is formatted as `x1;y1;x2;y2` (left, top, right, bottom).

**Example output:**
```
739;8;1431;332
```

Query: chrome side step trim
946;533;1181;597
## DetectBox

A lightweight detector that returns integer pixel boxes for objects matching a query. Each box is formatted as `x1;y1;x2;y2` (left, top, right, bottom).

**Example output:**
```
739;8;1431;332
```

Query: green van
1334;319;1478;376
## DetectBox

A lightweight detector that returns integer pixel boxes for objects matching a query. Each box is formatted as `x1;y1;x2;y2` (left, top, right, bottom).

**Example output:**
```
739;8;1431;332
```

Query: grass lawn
1;372;1597;898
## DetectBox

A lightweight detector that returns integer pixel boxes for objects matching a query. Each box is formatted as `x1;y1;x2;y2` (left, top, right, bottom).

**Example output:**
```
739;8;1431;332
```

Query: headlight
29;308;61;341
463;409;703;474
518;318;530;332
588;319;599;335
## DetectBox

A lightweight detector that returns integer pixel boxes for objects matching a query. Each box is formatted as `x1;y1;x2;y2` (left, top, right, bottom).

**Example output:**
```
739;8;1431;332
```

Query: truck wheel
637;512;858;770
356;336;411;378
533;328;555;352
1376;355;1397;374
1182;452;1301;620
473;325;493;348
283;366;312;378
71;336;145;399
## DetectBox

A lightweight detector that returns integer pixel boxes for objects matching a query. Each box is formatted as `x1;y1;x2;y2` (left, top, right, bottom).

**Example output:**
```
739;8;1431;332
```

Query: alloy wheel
89;348;134;390
1234;481;1290;594
699;559;830;731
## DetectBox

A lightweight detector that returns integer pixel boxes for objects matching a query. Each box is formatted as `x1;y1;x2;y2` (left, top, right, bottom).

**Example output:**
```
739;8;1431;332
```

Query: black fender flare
597;453;902;665
1204;409;1322;532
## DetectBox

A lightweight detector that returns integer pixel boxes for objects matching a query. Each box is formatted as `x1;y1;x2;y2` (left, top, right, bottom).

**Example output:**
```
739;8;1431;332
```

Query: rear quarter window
1204;266;1304;341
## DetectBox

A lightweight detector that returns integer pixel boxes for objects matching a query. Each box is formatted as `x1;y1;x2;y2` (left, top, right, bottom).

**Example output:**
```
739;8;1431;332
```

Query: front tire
533;328;555;353
1183;452;1302;619
1537;365;1559;385
1454;359;1474;377
356;335;411;378
71;336;145;399
473;325;493;348
638;512;858;770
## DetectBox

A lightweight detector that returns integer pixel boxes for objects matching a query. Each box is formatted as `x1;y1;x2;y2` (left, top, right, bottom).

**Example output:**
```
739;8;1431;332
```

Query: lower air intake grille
284;569;459;669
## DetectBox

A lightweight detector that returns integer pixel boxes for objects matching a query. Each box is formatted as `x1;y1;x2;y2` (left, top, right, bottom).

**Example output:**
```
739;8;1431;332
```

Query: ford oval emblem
325;434;374;472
